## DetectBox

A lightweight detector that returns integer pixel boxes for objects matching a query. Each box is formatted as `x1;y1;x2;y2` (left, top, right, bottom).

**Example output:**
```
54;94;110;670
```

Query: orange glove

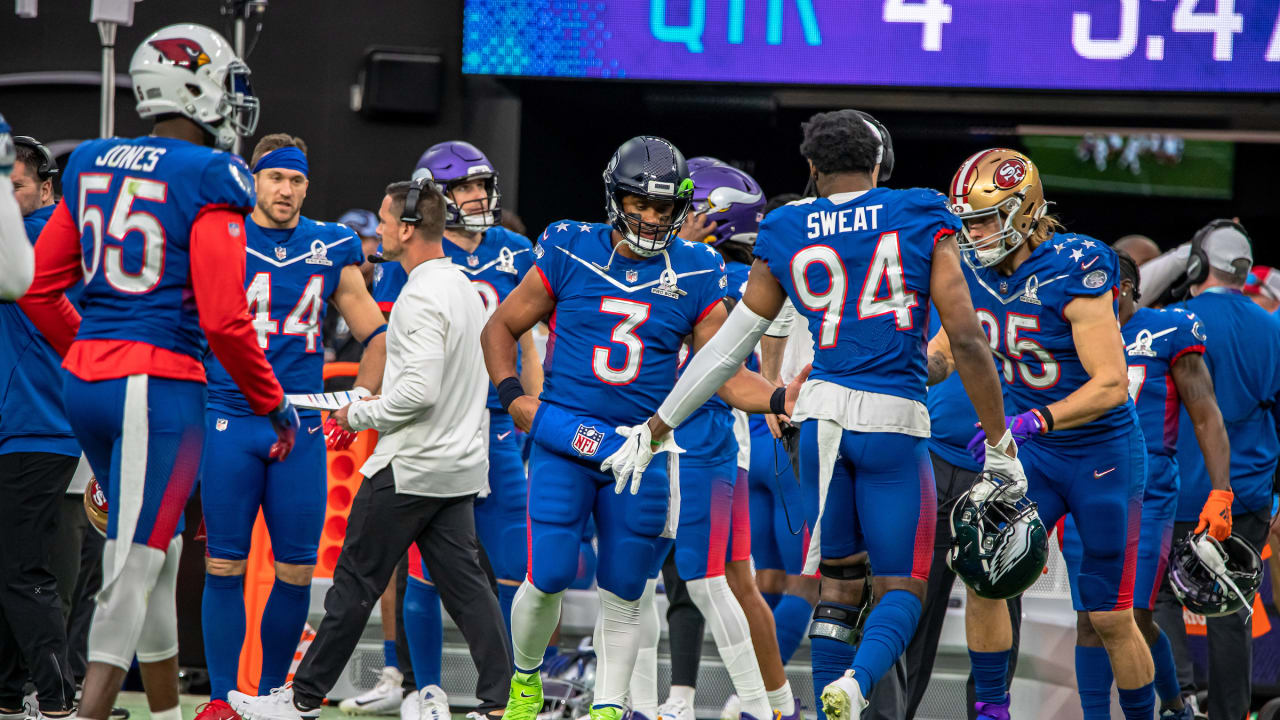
1196;489;1234;541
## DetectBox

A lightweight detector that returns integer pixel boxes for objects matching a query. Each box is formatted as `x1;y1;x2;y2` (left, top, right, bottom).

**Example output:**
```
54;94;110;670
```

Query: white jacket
348;257;489;496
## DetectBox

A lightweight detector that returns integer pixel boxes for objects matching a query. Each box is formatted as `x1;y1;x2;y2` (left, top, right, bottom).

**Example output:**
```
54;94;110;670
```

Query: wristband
769;386;787;416
1033;406;1055;433
362;323;388;348
498;377;526;412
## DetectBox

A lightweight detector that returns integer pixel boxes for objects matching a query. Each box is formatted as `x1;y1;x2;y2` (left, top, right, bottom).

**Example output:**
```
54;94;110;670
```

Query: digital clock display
462;0;1280;93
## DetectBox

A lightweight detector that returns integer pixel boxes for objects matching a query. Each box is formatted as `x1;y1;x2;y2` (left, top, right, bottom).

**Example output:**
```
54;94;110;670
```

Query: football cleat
229;686;310;720
195;700;242;720
819;671;867;720
408;686;449;720
974;696;1011;720
777;698;802;720
340;666;405;715
507;671;544;720
588;707;623;720
656;697;694;720
1159;705;1194;720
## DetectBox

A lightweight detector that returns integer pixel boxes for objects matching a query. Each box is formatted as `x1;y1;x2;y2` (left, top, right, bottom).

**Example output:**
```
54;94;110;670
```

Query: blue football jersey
61;136;255;359
1172;289;1280;519
1123;306;1205;456
441;226;535;410
963;233;1137;446
677;258;748;460
754;187;959;404
536;221;726;428
205;216;363;415
371;246;407;311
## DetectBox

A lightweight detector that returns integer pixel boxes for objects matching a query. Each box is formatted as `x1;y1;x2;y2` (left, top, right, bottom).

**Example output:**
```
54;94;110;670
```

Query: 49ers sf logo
993;158;1027;189
149;38;211;71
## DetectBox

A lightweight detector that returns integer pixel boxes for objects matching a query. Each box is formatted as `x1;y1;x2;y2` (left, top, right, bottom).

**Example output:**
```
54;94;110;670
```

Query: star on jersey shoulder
578;224;592;232
1069;248;1084;262
556;222;570;232
1081;240;1096;248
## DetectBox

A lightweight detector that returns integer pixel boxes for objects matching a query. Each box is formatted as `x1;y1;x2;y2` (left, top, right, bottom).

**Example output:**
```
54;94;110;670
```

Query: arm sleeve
189;208;284;414
347;302;445;432
16;200;83;355
0;176;33;300
657;300;775;428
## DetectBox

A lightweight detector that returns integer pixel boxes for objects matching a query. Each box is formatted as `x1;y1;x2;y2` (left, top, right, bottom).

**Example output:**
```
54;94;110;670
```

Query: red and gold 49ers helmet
84;477;108;537
948;149;1048;269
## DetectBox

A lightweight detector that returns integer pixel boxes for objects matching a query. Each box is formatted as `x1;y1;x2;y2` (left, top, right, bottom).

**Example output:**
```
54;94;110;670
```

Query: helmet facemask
954;192;1044;270
605;182;694;256
444;174;501;232
214;60;259;145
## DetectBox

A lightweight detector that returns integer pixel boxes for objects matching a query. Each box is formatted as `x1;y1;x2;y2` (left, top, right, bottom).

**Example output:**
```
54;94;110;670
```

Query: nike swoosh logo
352;699;382;707
1082;257;1099;269
1093;467;1116;478
497;430;512;440
307;425;323;434
519;691;536;698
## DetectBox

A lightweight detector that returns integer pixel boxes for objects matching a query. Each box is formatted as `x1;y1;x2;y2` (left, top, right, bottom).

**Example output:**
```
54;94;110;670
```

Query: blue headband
252;146;309;176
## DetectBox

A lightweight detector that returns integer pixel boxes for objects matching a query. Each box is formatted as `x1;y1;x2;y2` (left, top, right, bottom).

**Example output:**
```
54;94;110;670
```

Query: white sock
686;577;771;720
593;587;643;708
510;580;564;672
667;685;696;707
629;579;661;719
767;682;795;716
149;707;181;720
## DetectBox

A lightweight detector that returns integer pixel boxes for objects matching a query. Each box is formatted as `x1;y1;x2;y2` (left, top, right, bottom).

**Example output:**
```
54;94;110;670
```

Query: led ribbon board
463;0;1280;93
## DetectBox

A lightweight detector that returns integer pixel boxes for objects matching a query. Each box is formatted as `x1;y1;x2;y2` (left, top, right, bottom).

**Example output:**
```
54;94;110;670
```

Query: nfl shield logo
626;269;638;283
215;418;229;431
275;247;287;260
467;255;480;267
571;424;605;457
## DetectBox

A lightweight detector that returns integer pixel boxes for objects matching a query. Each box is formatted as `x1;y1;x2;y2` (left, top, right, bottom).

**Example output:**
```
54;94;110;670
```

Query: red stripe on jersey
1170;344;1206;366
1163;374;1181;452
933;227;956;247
146;426;202;549
1113;495;1143;611
695;298;721;325
535;265;555;300
911;454;937;580
377;300;395;313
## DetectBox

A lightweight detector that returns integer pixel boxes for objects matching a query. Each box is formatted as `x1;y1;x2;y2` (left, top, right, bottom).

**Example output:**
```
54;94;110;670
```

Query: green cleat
506;671;543;720
588;706;624;720
820;670;868;720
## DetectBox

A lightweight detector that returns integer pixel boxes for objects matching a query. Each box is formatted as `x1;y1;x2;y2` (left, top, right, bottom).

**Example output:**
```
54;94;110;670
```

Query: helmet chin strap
591;239;685;296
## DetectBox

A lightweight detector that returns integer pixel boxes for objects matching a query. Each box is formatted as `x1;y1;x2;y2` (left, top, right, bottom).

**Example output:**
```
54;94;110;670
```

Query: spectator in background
1152;220;1280;720
12;136;56;228
1244;265;1280;314
339;208;381;288
323;209;382;367
1114;234;1161;267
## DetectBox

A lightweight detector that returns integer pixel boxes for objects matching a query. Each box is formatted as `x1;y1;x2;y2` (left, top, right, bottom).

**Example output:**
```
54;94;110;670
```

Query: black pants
660;550;705;687
65;523;103;682
293;467;511;712
49;495;87;623
0;452;77;712
1153;509;1269;720
901;452;1021;720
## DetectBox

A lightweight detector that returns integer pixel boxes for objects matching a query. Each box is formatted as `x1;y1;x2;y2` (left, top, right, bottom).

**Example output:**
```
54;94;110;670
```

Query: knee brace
808;599;872;647
136;536;182;662
87;540;166;669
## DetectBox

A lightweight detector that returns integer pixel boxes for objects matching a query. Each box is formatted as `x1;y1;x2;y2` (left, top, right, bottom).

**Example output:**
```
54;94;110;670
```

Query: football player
482;136;786;720
370;140;541;720
602;111;1018;720
18;23;298;720
197;132;388;720
1061;250;1231;720
0;115;34;299
932;149;1154;720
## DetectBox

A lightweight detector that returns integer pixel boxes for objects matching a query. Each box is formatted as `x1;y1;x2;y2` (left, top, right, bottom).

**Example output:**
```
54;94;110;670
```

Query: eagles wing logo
149;38;212;71
987;523;1031;585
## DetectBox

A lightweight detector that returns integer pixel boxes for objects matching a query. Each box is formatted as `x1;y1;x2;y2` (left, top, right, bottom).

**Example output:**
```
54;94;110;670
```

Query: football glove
1196;489;1234;541
968;410;1045;464
601;422;684;495
323;416;357;451
267;396;300;461
971;429;1028;504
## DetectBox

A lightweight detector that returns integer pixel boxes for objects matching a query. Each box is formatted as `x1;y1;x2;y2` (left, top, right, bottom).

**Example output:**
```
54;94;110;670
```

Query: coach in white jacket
230;179;511;720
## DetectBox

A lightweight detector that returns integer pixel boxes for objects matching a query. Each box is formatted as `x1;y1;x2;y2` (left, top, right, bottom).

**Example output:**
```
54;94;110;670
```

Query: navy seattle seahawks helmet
603;136;695;255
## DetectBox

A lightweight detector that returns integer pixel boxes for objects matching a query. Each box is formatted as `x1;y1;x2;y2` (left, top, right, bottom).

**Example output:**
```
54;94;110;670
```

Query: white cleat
412;686;450;720
230;686;309;720
819;671;868;720
657;697;695;720
341;667;406;716
400;693;419;720
719;695;740;720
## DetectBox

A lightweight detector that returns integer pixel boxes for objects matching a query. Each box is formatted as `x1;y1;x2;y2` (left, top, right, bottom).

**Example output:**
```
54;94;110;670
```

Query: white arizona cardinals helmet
129;23;259;150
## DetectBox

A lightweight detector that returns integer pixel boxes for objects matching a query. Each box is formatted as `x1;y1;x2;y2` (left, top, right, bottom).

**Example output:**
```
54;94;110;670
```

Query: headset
803;109;894;197
399;176;431;225
12;136;58;181
1169;218;1251;300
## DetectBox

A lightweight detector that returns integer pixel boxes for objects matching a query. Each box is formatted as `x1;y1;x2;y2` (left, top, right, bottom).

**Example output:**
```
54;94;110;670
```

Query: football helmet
412;140;501;232
0;112;13;177
537;638;595;720
130;23;259;151
689;163;765;247
947;471;1048;600
686;155;727;173
948;148;1048;269
603;136;694;255
1168;532;1261;618
84;477;108;537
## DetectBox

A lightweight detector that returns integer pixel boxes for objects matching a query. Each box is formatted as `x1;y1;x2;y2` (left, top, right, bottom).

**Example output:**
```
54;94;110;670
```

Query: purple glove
967;410;1045;463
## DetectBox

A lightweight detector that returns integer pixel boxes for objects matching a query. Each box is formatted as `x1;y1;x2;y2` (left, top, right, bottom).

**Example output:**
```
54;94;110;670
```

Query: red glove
324;416;357;451
1196;489;1234;541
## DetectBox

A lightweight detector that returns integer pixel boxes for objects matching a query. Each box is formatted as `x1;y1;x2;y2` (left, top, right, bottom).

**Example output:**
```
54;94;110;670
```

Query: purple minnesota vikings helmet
412;140;501;231
686;155;726;173
690;164;765;247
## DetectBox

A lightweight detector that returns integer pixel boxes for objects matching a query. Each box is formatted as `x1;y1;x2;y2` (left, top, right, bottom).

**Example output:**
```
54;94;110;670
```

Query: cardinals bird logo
149;38;212;71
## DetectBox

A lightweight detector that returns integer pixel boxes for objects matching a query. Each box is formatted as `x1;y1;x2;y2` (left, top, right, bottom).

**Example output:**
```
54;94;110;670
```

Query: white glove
972;429;1028;504
600;422;684;495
